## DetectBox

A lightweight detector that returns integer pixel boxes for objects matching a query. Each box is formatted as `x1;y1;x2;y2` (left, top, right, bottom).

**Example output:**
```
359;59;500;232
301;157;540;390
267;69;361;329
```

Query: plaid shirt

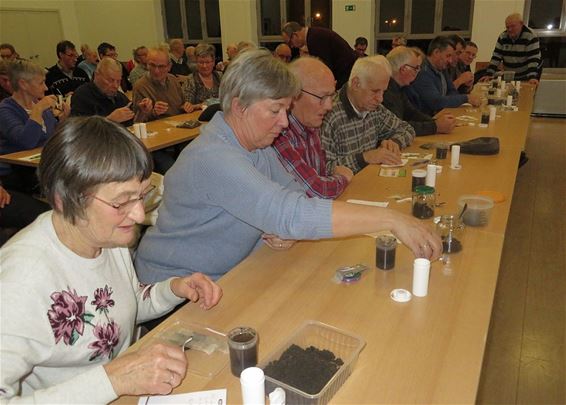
321;84;415;174
272;113;348;199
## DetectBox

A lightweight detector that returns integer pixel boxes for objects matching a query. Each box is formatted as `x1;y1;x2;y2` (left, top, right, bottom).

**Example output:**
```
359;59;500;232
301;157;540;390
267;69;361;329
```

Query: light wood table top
0;111;203;167
113;87;537;404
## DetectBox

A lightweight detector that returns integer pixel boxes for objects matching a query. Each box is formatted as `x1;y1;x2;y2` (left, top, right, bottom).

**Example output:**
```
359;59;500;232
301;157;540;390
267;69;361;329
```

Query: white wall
471;0;526;65
219;0;259;60
332;0;375;54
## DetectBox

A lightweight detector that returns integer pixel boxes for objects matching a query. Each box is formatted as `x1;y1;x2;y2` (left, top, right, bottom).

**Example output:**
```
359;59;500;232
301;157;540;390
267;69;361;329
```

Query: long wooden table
0;111;203;168
114;85;536;404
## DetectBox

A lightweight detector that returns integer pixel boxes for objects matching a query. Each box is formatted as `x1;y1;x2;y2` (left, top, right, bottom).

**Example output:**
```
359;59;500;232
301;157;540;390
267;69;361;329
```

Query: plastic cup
228;327;258;377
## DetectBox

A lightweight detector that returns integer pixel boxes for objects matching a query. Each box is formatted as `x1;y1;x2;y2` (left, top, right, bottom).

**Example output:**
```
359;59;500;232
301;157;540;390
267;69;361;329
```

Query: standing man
273;57;353;199
384;46;455;136
46;41;90;96
407;36;481;116
483;13;541;85
321;55;415;174
282;21;357;89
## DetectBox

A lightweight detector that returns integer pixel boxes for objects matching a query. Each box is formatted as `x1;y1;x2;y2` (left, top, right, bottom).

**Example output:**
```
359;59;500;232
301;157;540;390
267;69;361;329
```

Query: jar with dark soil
412;186;435;219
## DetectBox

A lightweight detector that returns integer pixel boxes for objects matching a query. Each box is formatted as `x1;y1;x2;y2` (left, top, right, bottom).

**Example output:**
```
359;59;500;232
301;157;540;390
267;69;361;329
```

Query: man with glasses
384;46;455;136
407;36;481;116
71;58;152;126
46;40;90;96
0;44;18;61
132;47;193;120
272;57;353;199
321;55;415;174
97;42;132;91
282;21;357;89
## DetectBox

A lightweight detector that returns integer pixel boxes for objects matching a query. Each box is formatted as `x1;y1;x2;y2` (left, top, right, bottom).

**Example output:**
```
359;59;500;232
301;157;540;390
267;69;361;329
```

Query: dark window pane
528;0;562;30
442;0;471;31
184;0;202;39
311;0;331;28
205;0;221;37
411;0;435;34
261;0;281;35
540;36;566;68
379;0;404;33
164;0;183;38
287;1;305;26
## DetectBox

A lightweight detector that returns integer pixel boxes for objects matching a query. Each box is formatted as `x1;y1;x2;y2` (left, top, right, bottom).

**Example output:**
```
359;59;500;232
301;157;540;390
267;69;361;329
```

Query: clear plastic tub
258;320;366;405
458;194;494;227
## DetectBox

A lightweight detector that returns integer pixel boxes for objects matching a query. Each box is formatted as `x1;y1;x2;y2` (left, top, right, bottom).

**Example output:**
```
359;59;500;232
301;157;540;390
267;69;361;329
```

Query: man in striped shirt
272;57;353;199
483;13;541;85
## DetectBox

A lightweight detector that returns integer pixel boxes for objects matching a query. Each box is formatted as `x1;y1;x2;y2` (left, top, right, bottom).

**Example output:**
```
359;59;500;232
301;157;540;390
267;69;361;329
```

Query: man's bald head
505;13;524;39
289;56;336;128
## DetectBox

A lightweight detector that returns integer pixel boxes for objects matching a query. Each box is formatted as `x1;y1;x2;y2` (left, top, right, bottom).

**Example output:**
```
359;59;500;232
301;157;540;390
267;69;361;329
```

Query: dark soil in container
263;344;344;395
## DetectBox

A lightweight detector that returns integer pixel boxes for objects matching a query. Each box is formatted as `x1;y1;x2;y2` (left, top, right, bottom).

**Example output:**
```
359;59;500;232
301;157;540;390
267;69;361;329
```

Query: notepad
138;389;226;405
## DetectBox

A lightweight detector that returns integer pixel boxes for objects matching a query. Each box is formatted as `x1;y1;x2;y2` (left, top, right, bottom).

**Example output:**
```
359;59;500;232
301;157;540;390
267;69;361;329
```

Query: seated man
46;40;90;96
444;35;474;94
0;43;18;61
128;46;149;86
274;43;292;63
407;36;481;116
169;38;190;77
71;58;152;126
384;46;455;136
77;47;98;80
132;47;193;120
321;55;415;174
455;41;478;93
354;37;368;58
0;59;12;101
97;42;132;91
272;57;353;199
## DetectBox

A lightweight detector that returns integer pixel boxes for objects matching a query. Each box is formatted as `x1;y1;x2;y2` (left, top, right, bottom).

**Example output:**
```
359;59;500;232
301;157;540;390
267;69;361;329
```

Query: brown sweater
132;74;184;121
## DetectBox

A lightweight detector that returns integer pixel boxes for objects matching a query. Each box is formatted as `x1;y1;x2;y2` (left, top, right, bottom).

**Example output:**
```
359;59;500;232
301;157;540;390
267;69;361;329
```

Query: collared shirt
132;73;185;121
272;113;348;199
320;84;415;174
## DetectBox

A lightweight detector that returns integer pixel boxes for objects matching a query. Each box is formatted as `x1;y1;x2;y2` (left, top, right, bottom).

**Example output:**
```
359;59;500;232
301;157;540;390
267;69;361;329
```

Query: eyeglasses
148;62;169;70
197;60;214;65
89;184;156;215
301;89;336;105
404;64;421;73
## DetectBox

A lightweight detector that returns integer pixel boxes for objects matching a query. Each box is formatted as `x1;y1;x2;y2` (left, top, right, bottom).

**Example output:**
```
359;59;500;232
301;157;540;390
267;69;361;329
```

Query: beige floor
477;117;566;404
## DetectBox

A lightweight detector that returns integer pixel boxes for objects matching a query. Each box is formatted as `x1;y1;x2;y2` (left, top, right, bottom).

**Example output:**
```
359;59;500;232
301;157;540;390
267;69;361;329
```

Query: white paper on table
19;153;42;162
138;389;227;405
380;158;408;168
347;199;389;208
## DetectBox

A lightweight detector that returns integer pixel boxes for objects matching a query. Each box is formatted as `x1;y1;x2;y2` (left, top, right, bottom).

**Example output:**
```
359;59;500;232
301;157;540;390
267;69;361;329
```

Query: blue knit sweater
135;112;334;282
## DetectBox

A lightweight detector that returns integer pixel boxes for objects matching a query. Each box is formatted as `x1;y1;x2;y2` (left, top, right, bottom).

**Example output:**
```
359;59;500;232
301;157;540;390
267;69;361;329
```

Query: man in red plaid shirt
272;57;353;199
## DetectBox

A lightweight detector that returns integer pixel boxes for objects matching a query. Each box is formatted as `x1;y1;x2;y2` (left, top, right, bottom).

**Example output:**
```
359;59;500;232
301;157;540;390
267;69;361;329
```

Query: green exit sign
345;5;356;11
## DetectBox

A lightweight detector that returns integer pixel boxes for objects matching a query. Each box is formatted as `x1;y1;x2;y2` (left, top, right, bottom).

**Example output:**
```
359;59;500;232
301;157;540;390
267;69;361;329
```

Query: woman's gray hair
195;43;216;59
349;55;392;87
219;49;300;115
386;46;419;72
8;60;46;91
38;116;153;224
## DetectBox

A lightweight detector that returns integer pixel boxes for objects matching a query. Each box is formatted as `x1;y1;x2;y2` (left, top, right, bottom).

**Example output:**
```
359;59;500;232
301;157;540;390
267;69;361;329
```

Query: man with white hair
71;58;153;126
483;13;541;85
274;43;292;63
384;46;455;136
272;57;353;199
321;55;415;174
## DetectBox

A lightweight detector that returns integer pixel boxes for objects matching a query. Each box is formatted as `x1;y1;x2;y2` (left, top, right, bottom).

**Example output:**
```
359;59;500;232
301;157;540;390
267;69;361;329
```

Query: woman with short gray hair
135;49;441;283
0;60;70;193
182;42;222;111
0;116;222;403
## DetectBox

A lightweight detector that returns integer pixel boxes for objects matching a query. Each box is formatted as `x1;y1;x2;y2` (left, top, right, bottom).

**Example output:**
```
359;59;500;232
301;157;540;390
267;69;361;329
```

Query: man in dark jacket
383;46;455;136
46;40;89;96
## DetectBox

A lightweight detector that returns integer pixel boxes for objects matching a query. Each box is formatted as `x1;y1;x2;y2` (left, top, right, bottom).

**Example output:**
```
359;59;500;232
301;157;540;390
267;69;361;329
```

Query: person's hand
467;93;482;107
182;102;197;113
215;61;225;72
389;211;442;261
478;75;492;83
137;97;153;114
153;101;169;116
528;78;539;86
333;165;354;182
262;234;296;251
363;147;402;165
52;100;70;121
435;114;456;134
0;186;11;208
170;273;222;310
103;342;187;397
32;95;57;114
381;139;401;154
107;106;135;123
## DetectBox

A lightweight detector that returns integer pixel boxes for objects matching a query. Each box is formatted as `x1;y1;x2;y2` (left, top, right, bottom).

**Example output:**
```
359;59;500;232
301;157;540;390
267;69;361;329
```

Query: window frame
523;0;566;37
375;0;474;41
161;0;221;44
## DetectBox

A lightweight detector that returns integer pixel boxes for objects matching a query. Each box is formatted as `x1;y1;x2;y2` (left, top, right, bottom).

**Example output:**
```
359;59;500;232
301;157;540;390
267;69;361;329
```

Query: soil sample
263;344;343;395
228;327;258;377
442;236;462;253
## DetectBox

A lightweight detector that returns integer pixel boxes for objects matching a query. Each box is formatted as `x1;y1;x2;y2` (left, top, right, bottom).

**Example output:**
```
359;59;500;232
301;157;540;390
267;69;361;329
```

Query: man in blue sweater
407;36;481;116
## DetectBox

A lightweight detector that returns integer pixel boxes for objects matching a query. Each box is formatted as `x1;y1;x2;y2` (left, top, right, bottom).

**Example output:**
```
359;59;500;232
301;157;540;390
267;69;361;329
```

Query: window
258;0;331;42
162;0;221;43
524;0;566;68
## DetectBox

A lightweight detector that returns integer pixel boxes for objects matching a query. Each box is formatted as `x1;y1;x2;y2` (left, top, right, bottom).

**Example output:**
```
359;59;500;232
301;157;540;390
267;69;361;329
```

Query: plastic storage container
258;320;366;405
458;195;494;227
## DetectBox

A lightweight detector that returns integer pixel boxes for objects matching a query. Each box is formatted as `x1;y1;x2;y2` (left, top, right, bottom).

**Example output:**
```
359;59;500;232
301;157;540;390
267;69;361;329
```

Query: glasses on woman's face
89;184;156;215
301;89;336;105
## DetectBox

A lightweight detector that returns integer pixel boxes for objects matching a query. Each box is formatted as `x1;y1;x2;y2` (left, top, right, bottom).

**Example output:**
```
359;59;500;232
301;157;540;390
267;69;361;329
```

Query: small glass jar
412;185;435;219
436;215;465;253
